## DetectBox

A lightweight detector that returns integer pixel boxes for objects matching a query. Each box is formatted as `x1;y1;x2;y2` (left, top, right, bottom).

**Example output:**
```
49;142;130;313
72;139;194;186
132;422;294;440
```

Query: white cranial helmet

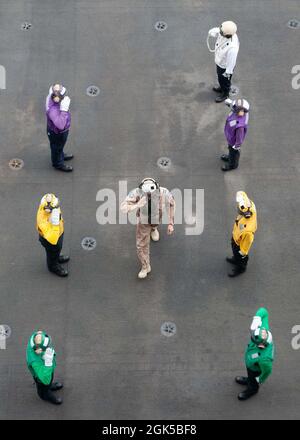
236;191;252;218
139;178;159;194
233;98;250;112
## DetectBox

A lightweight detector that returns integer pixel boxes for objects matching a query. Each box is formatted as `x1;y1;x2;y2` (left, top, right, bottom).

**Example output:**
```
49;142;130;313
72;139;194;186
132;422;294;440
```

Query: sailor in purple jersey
46;84;73;172
221;98;250;171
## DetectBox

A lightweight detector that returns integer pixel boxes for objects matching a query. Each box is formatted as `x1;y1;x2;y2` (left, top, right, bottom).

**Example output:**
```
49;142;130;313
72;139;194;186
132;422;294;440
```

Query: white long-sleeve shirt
225;46;239;74
208;27;239;74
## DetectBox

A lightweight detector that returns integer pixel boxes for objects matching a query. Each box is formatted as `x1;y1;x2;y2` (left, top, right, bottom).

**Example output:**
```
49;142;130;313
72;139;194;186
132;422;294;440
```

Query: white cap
221;21;237;36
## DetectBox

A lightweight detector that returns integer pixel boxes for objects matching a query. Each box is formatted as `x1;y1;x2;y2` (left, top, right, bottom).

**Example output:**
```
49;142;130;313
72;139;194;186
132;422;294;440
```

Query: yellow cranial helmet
236;191;252;218
41;193;60;212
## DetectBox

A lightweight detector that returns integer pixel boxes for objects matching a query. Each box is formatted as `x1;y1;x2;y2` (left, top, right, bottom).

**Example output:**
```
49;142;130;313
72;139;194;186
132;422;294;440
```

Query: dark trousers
216;65;232;95
39;234;63;271
47;129;69;168
231;238;248;271
228;145;240;169
35;377;53;401
246;368;260;394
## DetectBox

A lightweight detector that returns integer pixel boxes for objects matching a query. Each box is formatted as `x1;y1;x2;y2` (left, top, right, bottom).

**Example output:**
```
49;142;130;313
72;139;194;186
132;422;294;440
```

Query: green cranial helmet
251;327;272;347
30;331;52;353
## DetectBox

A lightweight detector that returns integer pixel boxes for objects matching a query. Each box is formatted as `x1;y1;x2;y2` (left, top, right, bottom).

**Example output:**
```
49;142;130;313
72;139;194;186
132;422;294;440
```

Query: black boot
45;390;63;404
215;93;229;103
51;382;64;391
235;376;248;386
63;153;74;161
221;154;229;161
238;388;258;401
226;257;237;265
228;267;245;278
212;86;222;93
49;265;68;277
58;255;70;264
221;164;235;171
54;164;73;172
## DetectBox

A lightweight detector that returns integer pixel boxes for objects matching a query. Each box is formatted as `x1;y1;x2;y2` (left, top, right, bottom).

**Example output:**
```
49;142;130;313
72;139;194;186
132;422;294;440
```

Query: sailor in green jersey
236;307;275;401
26;330;63;405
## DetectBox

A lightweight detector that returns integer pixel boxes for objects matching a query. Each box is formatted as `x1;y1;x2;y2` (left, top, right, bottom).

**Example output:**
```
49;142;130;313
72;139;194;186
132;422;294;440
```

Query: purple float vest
224;112;249;147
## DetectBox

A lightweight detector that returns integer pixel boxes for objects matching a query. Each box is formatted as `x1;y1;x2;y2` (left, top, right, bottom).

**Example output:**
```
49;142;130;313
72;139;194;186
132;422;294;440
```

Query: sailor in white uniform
207;21;239;102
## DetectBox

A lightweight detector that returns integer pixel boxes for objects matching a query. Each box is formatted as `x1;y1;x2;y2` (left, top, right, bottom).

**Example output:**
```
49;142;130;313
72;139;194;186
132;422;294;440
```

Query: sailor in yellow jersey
36;193;69;277
227;191;257;277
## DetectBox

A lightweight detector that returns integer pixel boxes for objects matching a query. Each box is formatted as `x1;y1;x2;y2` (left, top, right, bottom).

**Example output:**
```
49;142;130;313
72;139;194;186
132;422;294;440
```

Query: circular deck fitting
157;157;171;170
9;158;24;170
21;22;32;30
0;325;12;339
161;322;176;337
287;19;300;29
229;86;239;97
81;237;97;251
86;86;100;97
155;21;168;32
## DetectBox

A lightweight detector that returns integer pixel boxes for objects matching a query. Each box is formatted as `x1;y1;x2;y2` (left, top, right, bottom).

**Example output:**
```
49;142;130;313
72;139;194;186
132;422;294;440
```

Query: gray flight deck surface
0;0;299;420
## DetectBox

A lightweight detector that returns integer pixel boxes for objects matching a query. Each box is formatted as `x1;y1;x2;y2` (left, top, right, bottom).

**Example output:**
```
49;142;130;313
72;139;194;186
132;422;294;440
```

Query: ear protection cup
139;178;159;191
238;205;252;218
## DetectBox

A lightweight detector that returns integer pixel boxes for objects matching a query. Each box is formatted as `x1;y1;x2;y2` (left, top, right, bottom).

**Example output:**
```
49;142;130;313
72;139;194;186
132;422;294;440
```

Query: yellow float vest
36;203;64;245
232;201;257;255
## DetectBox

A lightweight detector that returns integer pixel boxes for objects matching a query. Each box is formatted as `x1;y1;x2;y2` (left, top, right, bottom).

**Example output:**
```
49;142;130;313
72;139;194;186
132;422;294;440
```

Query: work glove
250;316;262;331
60;96;71;112
238;250;246;258
43;347;55;367
222;72;231;79
208;27;219;38
255;377;260;385
225;98;233;107
49;208;60;226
